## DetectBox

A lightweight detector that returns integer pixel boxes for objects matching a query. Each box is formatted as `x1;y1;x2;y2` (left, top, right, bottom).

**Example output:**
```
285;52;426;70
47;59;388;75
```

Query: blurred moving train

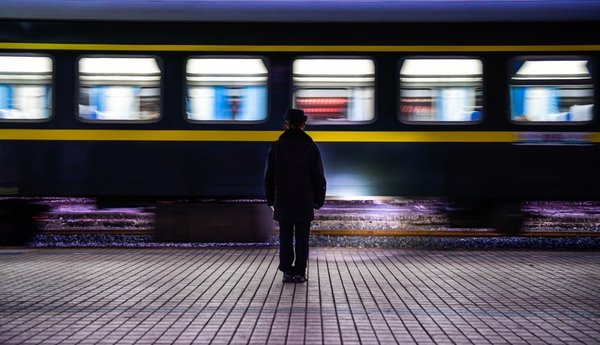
1;0;600;242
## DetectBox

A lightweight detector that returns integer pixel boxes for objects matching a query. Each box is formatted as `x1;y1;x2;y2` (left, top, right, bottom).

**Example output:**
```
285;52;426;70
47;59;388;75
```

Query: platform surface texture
1;247;599;344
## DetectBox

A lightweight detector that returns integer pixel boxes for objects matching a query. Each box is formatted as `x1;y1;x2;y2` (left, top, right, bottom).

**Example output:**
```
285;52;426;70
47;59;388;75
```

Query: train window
78;57;161;122
293;58;375;124
0;55;52;121
399;58;483;123
509;58;594;123
186;58;268;122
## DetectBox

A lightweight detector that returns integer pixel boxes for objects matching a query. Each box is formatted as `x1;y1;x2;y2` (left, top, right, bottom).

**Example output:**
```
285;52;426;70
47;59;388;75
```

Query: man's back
264;108;326;283
265;128;325;223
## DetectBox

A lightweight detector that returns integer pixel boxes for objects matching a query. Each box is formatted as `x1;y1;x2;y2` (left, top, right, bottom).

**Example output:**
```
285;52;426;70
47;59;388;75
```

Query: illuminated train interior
0;55;594;125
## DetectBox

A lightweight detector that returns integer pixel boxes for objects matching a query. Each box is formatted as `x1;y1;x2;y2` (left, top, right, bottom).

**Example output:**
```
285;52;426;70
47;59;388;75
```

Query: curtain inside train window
186;58;268;122
509;58;594;123
293;58;375;124
0;55;52;121
78;57;161;121
399;58;483;123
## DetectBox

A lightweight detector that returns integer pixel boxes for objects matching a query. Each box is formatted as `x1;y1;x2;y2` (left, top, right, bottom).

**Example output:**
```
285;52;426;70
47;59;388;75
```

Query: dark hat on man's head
285;108;307;122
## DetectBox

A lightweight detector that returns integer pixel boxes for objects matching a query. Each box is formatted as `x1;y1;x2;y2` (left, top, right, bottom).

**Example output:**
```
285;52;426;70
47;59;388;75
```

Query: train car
1;0;600;242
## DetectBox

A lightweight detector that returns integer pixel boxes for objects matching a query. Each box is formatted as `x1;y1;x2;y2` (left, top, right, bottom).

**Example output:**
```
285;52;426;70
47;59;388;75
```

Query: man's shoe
282;272;293;283
293;274;307;283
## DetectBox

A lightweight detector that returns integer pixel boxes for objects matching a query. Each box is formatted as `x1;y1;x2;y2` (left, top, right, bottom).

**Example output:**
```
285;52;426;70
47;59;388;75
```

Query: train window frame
76;54;164;124
291;56;376;125
508;55;595;125
184;56;270;124
0;53;54;123
398;56;484;125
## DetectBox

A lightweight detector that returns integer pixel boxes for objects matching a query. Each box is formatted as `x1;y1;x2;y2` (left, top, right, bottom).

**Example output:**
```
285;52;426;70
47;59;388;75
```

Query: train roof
2;0;600;23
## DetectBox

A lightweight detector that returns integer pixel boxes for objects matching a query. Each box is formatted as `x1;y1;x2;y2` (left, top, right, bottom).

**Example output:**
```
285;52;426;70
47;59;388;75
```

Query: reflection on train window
78;57;161;121
293;58;374;124
186;58;267;121
509;59;594;123
0;55;52;120
400;58;483;123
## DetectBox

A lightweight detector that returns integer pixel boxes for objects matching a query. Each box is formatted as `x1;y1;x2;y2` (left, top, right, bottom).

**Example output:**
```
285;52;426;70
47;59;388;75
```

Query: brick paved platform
1;248;599;344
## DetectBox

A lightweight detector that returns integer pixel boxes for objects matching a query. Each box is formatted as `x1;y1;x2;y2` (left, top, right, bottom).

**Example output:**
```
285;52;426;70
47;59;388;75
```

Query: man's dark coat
264;129;326;222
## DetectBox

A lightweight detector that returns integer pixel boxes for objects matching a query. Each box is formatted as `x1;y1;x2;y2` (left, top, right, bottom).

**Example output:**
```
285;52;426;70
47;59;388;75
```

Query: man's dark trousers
279;222;310;275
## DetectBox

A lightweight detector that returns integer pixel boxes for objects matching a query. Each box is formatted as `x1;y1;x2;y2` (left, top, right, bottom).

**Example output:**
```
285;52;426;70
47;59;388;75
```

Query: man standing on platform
264;109;326;283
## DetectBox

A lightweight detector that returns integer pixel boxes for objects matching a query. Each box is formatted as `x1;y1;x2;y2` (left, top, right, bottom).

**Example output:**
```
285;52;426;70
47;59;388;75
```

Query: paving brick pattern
1;248;599;344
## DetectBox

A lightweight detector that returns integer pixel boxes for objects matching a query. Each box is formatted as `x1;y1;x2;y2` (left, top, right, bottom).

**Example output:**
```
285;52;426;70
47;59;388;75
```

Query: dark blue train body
1;3;600;240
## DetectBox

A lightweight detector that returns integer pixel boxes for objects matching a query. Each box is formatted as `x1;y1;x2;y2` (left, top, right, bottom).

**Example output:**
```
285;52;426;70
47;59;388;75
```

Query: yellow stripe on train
1;42;600;52
1;129;598;143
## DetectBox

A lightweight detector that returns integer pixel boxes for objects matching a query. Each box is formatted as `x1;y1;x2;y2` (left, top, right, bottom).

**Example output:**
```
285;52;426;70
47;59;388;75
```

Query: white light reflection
325;173;374;200
401;59;482;78
79;57;160;75
0;56;52;74
514;60;591;80
187;58;267;76
294;59;375;76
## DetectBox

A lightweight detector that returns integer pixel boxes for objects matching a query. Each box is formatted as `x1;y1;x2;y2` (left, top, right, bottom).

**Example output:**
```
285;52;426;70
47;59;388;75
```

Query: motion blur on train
1;0;599;243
